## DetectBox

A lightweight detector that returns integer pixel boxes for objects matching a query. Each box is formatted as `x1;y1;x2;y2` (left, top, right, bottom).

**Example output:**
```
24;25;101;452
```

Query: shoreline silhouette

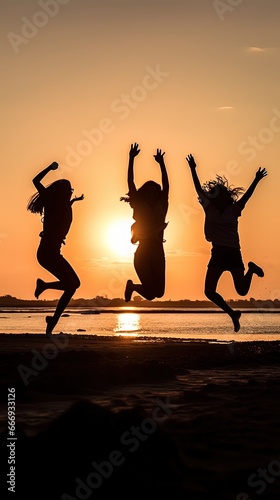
1;294;279;309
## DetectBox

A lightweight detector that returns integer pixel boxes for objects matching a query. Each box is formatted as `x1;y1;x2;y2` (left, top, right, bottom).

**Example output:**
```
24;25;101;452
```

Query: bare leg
35;279;66;299
37;242;80;335
204;267;241;332
125;280;134;302
35;279;45;299
46;288;76;335
231;262;264;296
125;242;165;301
124;280;157;301
125;281;158;302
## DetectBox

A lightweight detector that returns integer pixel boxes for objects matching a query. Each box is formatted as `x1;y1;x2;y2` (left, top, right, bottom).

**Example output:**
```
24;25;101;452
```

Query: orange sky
1;0;280;301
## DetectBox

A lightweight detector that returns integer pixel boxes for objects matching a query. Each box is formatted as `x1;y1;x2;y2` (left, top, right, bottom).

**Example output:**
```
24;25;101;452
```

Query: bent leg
150;243;165;298
38;250;80;290
231;262;264;296
131;242;165;301
36;241;79;296
35;278;66;299
46;256;80;334
36;241;80;334
46;288;77;335
204;267;241;332
38;252;80;334
231;267;252;296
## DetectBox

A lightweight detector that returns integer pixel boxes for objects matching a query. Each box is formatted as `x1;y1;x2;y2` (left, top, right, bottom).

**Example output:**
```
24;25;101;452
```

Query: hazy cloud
80;257;131;269
247;46;266;53
246;46;280;53
166;248;208;258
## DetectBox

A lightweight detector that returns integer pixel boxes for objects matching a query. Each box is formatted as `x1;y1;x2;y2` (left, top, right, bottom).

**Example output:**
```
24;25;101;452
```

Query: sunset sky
1;0;280;301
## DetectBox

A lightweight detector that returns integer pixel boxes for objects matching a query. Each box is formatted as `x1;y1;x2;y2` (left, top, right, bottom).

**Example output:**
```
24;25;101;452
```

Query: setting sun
105;219;135;258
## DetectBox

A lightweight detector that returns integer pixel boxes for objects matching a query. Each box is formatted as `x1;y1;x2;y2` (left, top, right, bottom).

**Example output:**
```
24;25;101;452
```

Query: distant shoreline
1;306;280;314
1;294;280;311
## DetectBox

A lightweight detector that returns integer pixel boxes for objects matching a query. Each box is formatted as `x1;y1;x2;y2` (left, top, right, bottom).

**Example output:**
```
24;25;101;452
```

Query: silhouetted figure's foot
35;278;45;299
46;316;57;336
231;310;241;333
248;261;264;277
124;280;134;302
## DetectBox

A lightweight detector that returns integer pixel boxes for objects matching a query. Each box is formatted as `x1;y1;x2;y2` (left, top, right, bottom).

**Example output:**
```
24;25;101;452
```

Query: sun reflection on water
114;313;141;337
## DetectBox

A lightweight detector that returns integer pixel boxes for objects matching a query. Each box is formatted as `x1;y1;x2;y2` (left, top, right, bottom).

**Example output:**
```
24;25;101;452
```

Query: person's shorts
208;245;245;271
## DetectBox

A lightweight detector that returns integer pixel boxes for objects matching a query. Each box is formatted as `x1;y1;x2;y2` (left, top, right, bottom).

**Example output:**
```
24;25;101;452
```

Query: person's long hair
27;179;71;215
120;180;161;204
201;175;244;211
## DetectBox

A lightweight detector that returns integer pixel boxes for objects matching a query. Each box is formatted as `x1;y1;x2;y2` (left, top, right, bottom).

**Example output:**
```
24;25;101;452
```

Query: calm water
0;307;279;342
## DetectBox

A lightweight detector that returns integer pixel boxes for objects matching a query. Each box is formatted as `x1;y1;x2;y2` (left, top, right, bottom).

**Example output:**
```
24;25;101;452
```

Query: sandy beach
1;333;280;499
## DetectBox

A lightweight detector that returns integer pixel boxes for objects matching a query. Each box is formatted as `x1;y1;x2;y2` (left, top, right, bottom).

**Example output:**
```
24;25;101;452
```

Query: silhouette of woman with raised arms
27;162;84;335
186;153;267;332
121;143;169;302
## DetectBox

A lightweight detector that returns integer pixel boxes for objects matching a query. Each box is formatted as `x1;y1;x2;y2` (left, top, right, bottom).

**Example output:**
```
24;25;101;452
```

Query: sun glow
114;313;141;335
105;219;136;258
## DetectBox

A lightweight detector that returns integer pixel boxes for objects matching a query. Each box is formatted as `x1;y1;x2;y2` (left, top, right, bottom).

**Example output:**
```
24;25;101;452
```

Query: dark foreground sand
1;334;280;499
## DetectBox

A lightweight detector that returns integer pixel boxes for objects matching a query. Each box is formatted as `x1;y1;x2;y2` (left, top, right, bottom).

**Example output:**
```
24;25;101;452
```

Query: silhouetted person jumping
121;143;169;301
186;153;267;332
27;162;84;335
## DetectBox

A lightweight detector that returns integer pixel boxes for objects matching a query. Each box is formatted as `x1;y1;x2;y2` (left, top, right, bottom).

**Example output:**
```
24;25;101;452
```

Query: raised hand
186;154;196;169
50;162;59;170
154;149;165;163
71;194;84;205
255;167;267;182
129;143;140;159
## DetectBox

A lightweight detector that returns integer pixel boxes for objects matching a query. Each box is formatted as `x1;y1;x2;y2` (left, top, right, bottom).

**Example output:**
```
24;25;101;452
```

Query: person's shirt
202;198;244;248
129;192;168;243
41;198;72;245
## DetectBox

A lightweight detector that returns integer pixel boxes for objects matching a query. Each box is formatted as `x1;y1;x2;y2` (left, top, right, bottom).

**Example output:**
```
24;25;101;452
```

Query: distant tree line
0;294;279;309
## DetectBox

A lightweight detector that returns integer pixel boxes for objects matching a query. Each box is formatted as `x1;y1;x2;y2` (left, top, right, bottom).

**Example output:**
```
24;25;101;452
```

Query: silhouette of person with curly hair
121;143;169;302
27;162;84;335
186;153;267;332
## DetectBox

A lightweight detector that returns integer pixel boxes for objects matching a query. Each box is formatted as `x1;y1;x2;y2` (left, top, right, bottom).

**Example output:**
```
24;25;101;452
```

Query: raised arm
32;162;58;194
70;194;84;206
186;154;210;207
127;143;140;195
153;149;169;197
238;167;267;208
186;154;204;196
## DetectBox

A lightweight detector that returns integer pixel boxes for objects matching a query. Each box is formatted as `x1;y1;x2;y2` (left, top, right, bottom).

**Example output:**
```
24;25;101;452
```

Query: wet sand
1;334;280;499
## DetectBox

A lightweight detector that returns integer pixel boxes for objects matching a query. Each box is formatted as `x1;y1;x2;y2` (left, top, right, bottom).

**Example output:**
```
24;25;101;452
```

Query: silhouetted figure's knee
144;291;157;301
204;285;211;299
148;285;165;300
235;286;247;297
67;276;80;295
144;283;164;301
204;287;216;301
155;288;165;299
